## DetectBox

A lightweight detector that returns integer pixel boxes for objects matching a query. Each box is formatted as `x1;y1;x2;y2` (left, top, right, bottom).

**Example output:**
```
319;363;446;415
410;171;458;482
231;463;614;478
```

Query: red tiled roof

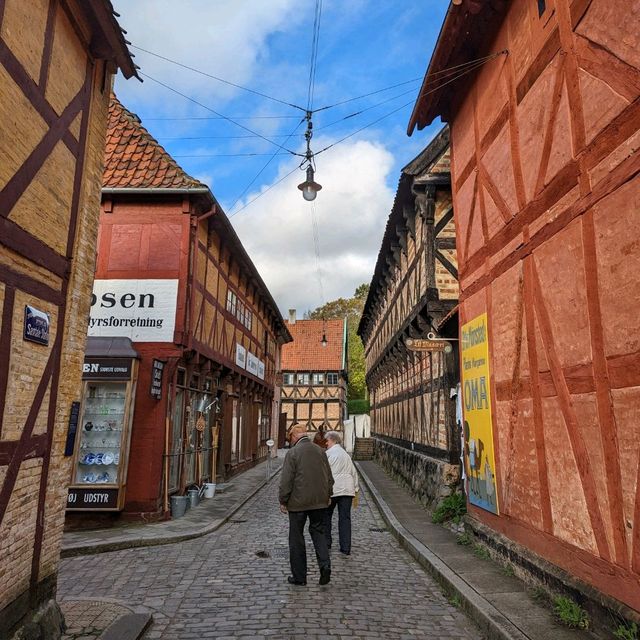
281;319;345;371
103;95;207;189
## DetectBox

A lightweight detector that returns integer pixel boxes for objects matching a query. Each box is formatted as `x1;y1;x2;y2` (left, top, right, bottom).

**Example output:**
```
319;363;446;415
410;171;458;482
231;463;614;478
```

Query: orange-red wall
448;0;640;611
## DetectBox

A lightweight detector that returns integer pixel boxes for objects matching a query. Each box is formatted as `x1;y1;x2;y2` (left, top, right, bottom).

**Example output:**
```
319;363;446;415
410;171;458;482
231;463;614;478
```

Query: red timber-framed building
408;0;640;618
358;127;461;506
280;311;347;434
67;96;291;520
0;1;137;636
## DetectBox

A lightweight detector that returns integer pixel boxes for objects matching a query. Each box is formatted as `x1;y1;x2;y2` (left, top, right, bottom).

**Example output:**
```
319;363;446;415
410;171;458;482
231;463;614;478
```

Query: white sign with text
88;279;178;342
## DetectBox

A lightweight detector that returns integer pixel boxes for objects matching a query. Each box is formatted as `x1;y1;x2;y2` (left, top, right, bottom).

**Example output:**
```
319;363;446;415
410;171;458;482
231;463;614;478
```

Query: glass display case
67;355;137;511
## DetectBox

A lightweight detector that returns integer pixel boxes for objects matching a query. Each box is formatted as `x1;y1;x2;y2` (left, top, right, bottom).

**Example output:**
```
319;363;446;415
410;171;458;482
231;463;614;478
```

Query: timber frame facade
409;0;640;617
358;128;461;504
0;1;137;636
280;315;347;433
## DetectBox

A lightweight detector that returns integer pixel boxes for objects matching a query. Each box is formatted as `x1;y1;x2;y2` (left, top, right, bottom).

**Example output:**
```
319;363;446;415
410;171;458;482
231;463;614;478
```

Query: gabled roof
103;95;207;189
281;319;346;371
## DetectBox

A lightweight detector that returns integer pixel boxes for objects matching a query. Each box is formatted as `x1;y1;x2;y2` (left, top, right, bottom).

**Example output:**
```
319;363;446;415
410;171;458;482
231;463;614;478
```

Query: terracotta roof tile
103;94;207;190
281;319;345;371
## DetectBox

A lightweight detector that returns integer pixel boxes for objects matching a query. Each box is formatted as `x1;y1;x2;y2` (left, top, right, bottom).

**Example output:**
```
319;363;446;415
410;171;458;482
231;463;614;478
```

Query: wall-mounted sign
247;352;259;377
64;401;81;457
88;279;178;342
405;337;451;352
150;359;164;399
24;305;50;346
258;360;265;380
235;343;247;369
461;312;499;515
82;357;133;380
66;487;119;510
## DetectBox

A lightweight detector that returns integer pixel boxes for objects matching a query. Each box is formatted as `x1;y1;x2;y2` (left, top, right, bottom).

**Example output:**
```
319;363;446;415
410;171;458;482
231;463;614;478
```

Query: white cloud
231;138;396;314
113;0;306;111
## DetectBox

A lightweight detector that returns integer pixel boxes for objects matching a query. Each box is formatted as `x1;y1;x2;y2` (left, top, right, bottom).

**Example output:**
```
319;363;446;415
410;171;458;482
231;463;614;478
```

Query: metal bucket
170;495;188;519
204;483;216;498
188;488;200;508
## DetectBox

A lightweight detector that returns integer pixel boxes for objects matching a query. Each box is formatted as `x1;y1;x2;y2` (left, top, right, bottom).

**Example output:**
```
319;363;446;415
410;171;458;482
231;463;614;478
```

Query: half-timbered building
408;0;640;617
358;128;460;506
0;2;137;636
280;311;347;433
66;96;291;520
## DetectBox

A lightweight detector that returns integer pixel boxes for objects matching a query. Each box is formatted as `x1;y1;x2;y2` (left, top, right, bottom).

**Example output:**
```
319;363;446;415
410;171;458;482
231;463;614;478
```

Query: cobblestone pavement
60;600;132;639
58;481;481;639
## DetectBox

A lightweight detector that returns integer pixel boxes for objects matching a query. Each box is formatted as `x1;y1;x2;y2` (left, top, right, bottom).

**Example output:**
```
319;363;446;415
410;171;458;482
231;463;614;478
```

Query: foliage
447;593;463;608
552;597;590;630
500;564;515;577
613;622;639;640
456;532;473;546
530;586;549;603
306;284;369;399
431;493;466;524
348;398;370;415
472;544;490;560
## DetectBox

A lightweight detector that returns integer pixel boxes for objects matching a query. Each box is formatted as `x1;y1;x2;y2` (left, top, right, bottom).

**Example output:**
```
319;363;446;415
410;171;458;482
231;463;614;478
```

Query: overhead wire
140;72;304;157
145;115;301;121
132;44;306;112
306;0;323;112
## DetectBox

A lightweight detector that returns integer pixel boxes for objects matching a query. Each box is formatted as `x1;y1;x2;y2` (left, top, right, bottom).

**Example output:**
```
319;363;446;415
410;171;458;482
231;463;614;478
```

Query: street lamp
297;165;322;201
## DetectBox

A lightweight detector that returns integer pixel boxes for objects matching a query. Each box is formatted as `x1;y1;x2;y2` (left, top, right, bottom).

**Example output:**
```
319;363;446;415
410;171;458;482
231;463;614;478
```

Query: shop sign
88;279;178;342
64;401;81;457
66;487;119;510
247;352;259;377
258;360;265;380
235;343;246;369
405;337;451;352
461;312;499;515
82;357;133;380
23;305;50;346
150;359;164;399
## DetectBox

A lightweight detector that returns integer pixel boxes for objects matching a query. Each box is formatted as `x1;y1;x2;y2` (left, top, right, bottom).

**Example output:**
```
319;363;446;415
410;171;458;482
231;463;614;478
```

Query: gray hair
325;430;341;444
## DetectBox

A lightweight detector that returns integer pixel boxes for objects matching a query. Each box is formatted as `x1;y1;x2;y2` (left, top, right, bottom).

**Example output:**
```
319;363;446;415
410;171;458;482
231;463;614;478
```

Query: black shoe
287;576;306;586
340;550;350;556
319;567;331;585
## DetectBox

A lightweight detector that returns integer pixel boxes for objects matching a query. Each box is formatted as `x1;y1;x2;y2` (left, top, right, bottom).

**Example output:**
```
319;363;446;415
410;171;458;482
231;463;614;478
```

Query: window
327;373;339;385
537;0;546;15
312;373;324;385
296;373;310;385
283;373;293;385
226;290;237;316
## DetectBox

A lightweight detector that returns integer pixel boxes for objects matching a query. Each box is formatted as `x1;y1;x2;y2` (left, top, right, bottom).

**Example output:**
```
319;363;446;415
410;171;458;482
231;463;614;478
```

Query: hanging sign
257;360;265;380
246;352;259;377
24;305;50;346
150;359;164;399
405;337;451;352
461;312;499;514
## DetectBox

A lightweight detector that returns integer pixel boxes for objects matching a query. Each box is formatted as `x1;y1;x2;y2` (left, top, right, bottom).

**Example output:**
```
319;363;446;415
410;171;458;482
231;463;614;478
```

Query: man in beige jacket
279;424;334;586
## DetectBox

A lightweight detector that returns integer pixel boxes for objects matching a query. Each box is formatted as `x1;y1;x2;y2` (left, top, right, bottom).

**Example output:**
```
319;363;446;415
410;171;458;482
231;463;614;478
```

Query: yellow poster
461;313;499;514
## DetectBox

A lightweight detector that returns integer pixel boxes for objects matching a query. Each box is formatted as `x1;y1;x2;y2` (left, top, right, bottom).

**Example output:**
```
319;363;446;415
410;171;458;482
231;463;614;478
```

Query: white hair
325;430;341;444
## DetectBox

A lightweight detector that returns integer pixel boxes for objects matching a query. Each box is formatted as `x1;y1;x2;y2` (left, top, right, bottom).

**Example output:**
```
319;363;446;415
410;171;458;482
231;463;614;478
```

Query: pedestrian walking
279;423;334;586
324;430;359;555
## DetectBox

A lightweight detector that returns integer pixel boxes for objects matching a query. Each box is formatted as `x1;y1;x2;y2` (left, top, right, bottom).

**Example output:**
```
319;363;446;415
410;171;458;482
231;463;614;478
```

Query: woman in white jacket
324;430;359;555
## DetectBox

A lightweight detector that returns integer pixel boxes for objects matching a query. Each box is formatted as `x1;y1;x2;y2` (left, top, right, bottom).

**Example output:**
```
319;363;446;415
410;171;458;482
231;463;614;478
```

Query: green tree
306;284;369;400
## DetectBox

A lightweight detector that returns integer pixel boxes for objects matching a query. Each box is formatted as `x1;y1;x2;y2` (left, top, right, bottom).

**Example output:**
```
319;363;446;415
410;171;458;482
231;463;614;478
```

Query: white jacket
326;444;359;497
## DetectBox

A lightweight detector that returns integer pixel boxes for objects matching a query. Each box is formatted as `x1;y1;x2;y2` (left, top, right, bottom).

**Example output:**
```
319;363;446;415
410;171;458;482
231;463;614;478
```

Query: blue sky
113;1;449;313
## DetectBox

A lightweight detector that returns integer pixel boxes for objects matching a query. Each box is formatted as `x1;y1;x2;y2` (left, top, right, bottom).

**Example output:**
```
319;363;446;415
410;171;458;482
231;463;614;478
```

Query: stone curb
356;463;530;640
61;467;282;558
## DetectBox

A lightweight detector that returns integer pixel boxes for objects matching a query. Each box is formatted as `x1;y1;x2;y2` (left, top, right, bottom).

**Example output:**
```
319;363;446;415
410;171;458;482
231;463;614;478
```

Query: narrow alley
57;480;478;640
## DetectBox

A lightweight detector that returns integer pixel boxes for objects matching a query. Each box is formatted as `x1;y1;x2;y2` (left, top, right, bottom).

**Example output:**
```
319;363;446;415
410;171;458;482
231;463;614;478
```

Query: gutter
102;187;212;195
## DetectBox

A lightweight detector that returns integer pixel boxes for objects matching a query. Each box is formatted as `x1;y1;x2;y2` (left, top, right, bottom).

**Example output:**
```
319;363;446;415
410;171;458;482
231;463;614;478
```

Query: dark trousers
325;495;353;553
288;509;330;582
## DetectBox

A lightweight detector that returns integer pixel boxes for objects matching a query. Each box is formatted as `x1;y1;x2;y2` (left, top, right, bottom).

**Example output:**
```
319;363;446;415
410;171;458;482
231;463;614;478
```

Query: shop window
204;378;212;393
190;374;200;390
327;373;339;385
231;399;239;462
296;373;310;385
177;368;186;387
312;373;324;385
169;388;184;492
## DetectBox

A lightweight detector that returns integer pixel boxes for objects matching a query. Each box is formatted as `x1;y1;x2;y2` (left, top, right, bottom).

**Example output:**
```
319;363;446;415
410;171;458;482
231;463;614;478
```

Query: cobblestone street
58;480;480;639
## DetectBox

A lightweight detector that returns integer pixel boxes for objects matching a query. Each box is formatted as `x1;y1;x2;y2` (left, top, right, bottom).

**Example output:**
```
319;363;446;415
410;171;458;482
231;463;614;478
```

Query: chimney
288;309;296;325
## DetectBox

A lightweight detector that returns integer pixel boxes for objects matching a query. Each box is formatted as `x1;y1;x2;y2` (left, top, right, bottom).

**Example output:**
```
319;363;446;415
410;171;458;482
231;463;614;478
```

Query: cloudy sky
113;1;448;315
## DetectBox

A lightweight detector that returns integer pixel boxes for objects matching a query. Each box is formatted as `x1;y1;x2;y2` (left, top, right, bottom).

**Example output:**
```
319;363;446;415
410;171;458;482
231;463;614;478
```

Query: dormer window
537;0;546;16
